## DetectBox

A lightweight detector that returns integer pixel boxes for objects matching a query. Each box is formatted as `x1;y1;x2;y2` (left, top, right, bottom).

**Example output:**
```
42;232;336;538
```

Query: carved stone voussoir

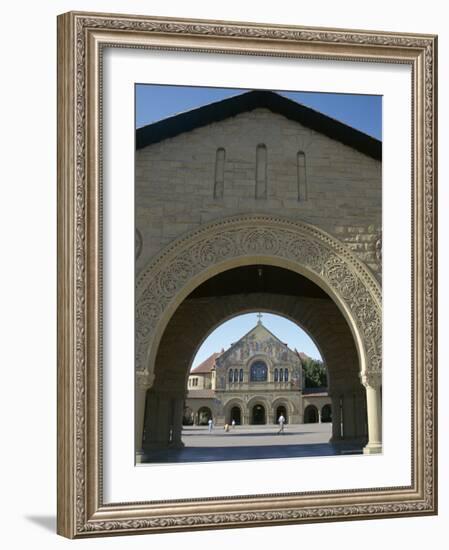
136;216;382;380
136;369;154;390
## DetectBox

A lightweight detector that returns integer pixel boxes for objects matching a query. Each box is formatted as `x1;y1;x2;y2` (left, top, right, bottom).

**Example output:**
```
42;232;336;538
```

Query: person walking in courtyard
231;419;236;429
208;418;213;432
277;414;285;434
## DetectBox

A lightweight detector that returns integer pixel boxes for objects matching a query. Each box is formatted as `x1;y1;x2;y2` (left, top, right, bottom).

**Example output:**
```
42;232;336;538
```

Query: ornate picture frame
57;11;437;538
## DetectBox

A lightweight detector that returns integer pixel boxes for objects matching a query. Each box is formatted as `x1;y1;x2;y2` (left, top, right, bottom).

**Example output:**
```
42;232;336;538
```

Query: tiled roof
136;90;381;160
190;352;221;374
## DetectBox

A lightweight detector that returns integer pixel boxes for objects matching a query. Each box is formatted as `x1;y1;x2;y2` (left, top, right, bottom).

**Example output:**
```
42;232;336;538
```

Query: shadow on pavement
141;442;363;463
182;431;306;438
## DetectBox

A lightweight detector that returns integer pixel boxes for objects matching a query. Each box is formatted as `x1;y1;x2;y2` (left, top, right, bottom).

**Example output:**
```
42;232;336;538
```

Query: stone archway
304;405;319;423
230;406;241;425
197;407;212;426
247;397;270;426
321;404;332;423
252;404;266;425
276;405;288;424
136;215;382;456
272;398;292;425
182;407;194;425
224;399;245;425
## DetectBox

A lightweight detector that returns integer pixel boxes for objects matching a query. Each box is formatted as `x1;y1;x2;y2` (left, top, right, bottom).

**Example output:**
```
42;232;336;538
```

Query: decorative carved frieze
136;216;382;381
135;229;143;260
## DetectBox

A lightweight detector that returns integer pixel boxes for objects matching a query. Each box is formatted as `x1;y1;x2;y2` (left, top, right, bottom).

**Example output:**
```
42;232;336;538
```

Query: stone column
298;389;304;424
135;370;154;462
155;397;171;446
361;373;382;454
354;392;368;440
330;394;342;442
142;390;173;451
342;393;357;439
170;395;185;448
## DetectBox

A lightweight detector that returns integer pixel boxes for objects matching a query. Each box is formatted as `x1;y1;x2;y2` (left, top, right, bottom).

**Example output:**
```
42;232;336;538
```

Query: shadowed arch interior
151;265;360;392
143;264;366;451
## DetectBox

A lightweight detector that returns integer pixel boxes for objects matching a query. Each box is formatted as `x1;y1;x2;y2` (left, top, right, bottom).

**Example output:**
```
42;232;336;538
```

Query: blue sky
136;84;382;140
191;313;322;369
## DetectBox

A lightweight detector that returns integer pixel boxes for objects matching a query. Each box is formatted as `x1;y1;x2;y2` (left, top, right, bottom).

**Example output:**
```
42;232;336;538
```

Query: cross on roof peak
257;312;263;325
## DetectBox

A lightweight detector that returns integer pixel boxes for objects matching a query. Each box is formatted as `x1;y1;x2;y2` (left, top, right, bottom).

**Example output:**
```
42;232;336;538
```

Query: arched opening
182;407;194;425
321;404;332;423
136;215;381;458
230;406;241;425
276;405;288;424
197;407;212;425
252;404;266;425
141;263;370;452
304;405;319;423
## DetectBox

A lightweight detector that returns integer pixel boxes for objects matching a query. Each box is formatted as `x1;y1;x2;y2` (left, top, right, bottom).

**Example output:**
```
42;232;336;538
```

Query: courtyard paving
141;423;363;463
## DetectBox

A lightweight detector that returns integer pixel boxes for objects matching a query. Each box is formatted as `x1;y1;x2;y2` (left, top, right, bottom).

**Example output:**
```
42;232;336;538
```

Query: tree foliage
302;357;328;388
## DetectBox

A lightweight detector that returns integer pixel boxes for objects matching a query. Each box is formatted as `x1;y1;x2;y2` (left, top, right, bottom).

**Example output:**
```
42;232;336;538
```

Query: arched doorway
275;405;288;424
197;407;212;425
304;405;319;423
183;407;194;425
321;404;332;423
230;406;241;425
252;404;266;425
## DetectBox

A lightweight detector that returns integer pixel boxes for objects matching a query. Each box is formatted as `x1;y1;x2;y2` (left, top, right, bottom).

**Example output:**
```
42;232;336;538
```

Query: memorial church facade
184;318;331;426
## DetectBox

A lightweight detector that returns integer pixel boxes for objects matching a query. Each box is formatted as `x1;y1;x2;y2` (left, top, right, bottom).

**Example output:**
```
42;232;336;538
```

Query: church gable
212;320;303;392
135;90;381;276
216;322;299;368
137;90;380;160
136;103;380;203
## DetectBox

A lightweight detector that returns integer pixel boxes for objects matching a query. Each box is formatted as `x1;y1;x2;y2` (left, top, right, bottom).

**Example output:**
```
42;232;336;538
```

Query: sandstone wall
136;107;382;280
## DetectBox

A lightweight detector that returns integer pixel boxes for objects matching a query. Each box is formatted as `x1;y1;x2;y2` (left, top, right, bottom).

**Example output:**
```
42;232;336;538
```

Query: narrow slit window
297;151;307;201
214;148;225;199
255;144;267;199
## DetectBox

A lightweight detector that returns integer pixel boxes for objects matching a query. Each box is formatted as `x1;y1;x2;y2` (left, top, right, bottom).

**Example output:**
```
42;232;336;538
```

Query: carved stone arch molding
136;215;382;388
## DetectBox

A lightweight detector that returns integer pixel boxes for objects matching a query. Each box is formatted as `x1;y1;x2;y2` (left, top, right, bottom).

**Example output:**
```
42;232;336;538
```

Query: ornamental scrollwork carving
360;371;382;389
136;368;154;391
375;231;382;262
135;229;143;260
79;16;434;50
135;216;382;382
81;496;433;533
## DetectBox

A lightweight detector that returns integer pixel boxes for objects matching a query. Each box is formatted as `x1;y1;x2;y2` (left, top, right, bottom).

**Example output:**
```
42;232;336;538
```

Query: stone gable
136;107;381;280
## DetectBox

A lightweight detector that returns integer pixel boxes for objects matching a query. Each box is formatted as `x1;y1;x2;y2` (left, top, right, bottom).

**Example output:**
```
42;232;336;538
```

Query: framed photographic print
57;11;437;538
